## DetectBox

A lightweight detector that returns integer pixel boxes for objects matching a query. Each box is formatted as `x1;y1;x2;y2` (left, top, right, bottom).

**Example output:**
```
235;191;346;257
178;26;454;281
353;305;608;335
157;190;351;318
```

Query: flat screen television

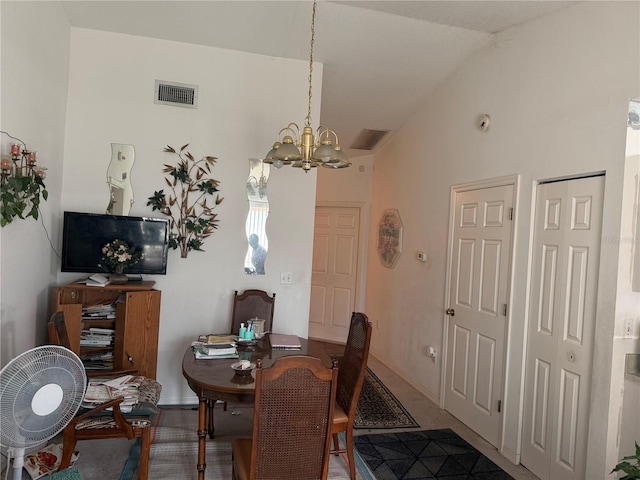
61;211;170;275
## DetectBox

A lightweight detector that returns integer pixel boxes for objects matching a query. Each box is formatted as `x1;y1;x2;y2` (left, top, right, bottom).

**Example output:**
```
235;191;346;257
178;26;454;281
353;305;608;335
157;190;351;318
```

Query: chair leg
207;399;215;439
332;433;340;455
60;426;77;470
138;426;151;480
345;429;356;480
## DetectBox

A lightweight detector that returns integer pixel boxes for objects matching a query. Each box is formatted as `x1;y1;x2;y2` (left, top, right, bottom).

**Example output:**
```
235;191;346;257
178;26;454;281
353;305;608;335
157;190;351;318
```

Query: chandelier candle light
1;132;48;227
263;0;350;172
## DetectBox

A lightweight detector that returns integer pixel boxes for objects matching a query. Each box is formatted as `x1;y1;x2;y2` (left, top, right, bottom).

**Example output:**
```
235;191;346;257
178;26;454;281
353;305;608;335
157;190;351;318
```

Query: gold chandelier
263;0;350;172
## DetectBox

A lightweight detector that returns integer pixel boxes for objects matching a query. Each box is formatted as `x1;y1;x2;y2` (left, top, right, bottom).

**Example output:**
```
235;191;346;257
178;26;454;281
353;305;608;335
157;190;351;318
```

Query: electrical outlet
416;252;429;262
280;272;292;284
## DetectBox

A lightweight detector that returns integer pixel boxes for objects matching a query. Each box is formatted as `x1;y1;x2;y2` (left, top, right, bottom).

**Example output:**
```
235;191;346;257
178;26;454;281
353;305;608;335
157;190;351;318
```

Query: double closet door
522;175;604;480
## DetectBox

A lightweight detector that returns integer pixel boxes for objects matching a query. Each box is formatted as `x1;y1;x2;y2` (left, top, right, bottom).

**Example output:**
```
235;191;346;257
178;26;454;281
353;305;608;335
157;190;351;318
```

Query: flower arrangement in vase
100;239;143;284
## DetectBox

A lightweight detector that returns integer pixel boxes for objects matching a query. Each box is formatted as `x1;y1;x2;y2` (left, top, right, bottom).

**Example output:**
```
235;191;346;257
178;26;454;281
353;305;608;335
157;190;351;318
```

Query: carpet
354;429;514;480
356;368;419;430
120;406;376;480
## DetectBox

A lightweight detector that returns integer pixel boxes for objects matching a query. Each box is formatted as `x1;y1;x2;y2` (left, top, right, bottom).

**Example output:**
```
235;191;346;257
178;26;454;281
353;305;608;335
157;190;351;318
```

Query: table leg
197;397;207;480
207;399;216;439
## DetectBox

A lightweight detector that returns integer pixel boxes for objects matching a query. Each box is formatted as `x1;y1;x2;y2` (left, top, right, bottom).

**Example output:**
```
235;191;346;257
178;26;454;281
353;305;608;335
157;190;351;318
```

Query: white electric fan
1;346;86;480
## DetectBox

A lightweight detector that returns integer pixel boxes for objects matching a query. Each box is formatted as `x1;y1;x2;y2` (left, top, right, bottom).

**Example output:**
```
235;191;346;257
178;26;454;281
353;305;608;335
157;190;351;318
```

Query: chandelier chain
262;0;349;171
305;0;317;127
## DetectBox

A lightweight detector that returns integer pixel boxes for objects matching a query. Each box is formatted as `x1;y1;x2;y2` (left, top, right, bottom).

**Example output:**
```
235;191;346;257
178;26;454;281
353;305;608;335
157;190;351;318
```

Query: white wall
615;120;640;461
366;2;639;477
0;2;70;366
58;28;320;404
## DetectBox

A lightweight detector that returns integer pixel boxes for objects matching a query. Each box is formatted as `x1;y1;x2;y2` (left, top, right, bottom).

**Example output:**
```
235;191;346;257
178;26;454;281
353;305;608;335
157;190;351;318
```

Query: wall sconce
1;132;49;227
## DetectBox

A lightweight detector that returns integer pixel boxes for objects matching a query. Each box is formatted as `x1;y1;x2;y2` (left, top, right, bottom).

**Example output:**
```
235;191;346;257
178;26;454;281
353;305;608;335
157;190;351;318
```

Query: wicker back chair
47;311;161;480
232;355;339;480
331;312;373;479
231;289;276;336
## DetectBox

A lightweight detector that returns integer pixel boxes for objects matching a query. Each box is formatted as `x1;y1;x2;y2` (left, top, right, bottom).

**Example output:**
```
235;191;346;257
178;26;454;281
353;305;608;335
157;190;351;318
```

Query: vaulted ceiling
61;1;578;157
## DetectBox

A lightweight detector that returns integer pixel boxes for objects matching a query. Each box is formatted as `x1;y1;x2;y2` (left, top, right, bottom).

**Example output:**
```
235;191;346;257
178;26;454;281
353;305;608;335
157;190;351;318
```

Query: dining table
181;336;336;480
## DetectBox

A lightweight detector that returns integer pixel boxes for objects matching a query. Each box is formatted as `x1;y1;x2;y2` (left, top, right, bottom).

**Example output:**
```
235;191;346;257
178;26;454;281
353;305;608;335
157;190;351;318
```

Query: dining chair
47;311;161;480
230;289;276;336
331;312;373;480
231;355;339;480
217;289;277;418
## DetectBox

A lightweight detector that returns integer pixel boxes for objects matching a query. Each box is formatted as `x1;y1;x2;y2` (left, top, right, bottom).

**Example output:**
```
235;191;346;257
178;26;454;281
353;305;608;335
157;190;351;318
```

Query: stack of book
82;300;117;320
191;339;238;359
80;327;114;347
80;350;114;370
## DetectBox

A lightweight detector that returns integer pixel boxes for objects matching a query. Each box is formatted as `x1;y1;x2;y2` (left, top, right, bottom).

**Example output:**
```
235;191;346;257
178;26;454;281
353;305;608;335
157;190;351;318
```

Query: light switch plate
280;272;292;284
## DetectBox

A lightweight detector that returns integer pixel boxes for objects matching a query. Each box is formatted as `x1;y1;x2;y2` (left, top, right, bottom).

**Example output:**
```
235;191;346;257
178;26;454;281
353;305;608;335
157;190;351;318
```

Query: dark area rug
354;429;514;480
356;368;419;429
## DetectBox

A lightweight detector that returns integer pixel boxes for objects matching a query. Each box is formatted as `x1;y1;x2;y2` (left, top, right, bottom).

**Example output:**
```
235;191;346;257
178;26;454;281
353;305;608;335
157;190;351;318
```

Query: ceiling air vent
155;80;198;109
350;129;389;151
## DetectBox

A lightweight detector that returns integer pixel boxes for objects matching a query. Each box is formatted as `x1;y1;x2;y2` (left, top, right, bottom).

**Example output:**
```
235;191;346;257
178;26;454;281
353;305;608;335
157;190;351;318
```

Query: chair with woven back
47;311;161;480
331;312;373;479
231;355;339;480
230;289;276;336
217;289;276;418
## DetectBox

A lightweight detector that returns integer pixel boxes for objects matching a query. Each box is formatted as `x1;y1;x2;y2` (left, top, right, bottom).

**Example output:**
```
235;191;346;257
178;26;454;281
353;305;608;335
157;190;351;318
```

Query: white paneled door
521;176;604;480
309;206;360;343
445;184;514;447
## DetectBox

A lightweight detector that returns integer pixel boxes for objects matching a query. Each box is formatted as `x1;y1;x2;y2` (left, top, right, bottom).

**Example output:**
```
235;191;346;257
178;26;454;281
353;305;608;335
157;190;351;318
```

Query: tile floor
363;355;539;480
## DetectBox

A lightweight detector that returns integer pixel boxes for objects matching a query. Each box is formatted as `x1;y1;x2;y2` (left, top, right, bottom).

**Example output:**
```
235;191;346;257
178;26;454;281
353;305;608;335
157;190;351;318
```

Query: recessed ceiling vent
155;80;198;109
350;129;389;150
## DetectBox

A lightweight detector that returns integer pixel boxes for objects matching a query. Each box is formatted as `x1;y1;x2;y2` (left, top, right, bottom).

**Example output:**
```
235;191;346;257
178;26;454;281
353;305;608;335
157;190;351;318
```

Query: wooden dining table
182;336;337;480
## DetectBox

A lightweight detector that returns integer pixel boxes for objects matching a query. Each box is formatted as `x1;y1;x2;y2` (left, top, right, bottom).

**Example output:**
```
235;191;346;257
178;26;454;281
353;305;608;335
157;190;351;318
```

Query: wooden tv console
50;281;161;379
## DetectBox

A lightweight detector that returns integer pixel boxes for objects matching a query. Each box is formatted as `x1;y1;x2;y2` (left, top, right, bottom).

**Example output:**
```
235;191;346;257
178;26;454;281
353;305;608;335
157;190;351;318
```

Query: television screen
61;211;170;275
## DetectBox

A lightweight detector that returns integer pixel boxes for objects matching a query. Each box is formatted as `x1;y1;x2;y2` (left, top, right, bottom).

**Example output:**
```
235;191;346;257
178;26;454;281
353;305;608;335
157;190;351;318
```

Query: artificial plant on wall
147;144;223;258
1;132;49;227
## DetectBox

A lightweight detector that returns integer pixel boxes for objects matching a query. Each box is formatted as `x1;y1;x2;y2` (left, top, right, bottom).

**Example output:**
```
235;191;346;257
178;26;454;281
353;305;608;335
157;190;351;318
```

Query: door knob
446;308;455;316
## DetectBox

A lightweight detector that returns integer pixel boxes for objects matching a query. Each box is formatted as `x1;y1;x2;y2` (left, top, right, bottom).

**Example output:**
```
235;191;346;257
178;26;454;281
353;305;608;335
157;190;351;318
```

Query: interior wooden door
521;175;604;480
309;206;360;343
444;184;514;447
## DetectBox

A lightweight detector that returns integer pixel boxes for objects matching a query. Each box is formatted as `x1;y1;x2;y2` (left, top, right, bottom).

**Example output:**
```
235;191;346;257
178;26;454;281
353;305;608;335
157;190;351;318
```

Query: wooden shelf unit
50;281;161;379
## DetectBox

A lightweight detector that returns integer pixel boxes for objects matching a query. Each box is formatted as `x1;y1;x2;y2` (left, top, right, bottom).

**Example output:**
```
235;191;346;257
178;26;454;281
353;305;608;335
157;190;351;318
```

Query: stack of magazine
80;327;114;347
82;374;145;413
191;335;238;359
82;299;117;320
80;349;114;370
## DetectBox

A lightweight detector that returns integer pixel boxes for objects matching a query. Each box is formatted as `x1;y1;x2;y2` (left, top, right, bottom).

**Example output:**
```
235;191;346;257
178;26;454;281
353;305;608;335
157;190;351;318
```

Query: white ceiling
61;0;578;157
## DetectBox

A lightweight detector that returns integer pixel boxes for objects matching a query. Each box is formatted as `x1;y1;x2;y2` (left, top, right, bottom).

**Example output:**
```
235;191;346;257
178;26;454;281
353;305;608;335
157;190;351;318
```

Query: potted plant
612;442;640;479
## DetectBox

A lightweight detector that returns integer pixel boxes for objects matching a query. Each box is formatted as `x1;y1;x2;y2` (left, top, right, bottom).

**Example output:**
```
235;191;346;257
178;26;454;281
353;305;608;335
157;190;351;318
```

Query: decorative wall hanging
147;144;223;258
1;131;49;227
378;209;403;268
